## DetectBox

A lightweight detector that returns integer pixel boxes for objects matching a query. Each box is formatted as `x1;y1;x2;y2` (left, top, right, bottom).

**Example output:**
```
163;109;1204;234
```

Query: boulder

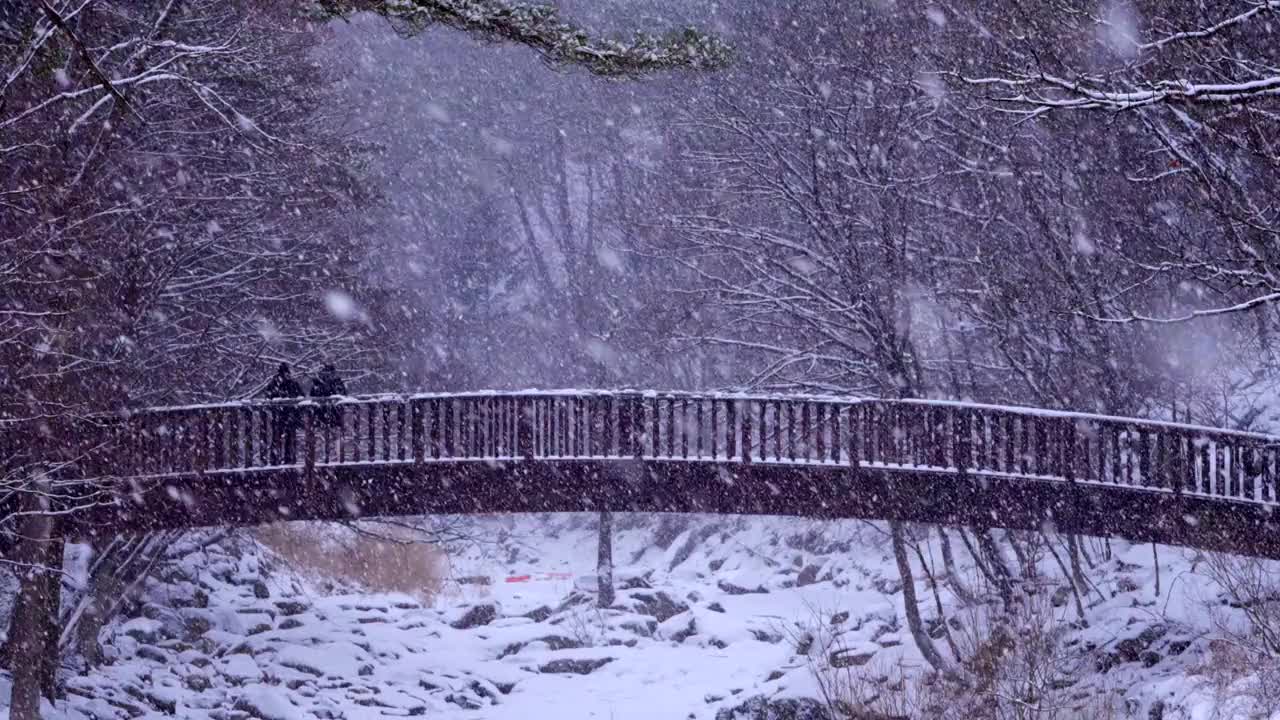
136;646;168;663
186;674;212;692
618;570;654;590
829;648;876;668
234;686;299;720
630;591;689;622
796;565;821;587
872;577;903;595
661;612;698;643
749;629;783;644
251;580;270;599
716;696;833;720
717;580;768;596
524;606;554;622
1098;624;1168;672
274;600;309;616
538;657;614;675
121;618;164;644
451;604;498;630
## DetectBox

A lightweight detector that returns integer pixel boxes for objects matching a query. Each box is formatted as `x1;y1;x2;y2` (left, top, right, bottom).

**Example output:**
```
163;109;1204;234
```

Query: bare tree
952;2;1280;331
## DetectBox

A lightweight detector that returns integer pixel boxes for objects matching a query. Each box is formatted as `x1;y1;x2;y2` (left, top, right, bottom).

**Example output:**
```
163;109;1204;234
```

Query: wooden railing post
518;397;534;460
1152;430;1166;492
196;411;209;474
710;399;719;459
240;406;252;470
860;397;870;466
258;407;270;466
1167;431;1182;495
786;401;796;462
381;402;392;462
667;396;676;458
814;403;826;462
726;399;737;461
632;395;644;459
695;398;704;459
303;405;315;477
583;396;594;458
847;403;860;467
831;404;841;464
650;395;660;458
1063;419;1077;481
682;398;691;459
771;401;781;461
1259;440;1269;502
1234;444;1246;499
411;399;424;465
603;394;615;458
800;402;810;463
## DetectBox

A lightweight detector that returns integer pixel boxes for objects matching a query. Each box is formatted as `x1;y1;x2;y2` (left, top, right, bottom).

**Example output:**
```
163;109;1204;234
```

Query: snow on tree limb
960;72;1280;113
310;0;731;75
958;1;1280;113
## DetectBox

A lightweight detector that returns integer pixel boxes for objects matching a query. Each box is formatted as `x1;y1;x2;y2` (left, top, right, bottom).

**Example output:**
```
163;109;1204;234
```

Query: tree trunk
38;536;65;701
980;530;1016;580
1066;534;1105;603
63;536;149;667
937;527;976;605
1004;530;1033;579
1152;542;1161;597
889;521;949;672
977;530;1015;608
597;510;615;608
914;538;961;660
956;526;998;589
1044;534;1087;623
3;488;63;720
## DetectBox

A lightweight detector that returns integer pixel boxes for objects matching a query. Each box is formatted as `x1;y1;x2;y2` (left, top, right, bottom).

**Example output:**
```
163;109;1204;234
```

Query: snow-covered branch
959;2;1280;113
312;0;731;76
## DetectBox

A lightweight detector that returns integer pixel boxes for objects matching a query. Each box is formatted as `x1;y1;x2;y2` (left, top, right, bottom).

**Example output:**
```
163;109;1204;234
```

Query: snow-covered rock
12;514;1268;719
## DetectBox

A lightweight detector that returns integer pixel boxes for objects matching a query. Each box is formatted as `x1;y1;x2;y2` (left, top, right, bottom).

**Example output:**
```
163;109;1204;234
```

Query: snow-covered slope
2;514;1267;719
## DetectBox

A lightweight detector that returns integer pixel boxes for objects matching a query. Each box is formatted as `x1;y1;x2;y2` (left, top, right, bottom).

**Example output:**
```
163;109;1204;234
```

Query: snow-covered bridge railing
29;390;1280;507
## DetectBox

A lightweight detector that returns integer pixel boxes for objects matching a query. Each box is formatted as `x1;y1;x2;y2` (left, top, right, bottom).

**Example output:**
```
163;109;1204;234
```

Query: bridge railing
858;399;1278;504
27;392;1280;506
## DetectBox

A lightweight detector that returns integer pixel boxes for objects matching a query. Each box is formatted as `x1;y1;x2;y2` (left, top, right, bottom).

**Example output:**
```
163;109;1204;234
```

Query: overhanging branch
310;0;731;76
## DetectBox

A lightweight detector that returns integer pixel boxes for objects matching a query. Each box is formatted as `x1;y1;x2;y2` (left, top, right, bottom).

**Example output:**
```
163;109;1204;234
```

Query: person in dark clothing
264;362;303;464
310;363;346;428
311;364;346;398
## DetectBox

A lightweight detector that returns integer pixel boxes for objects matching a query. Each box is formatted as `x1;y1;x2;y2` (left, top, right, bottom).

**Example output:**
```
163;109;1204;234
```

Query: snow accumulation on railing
117;390;1272;441
885;397;1278;442
129;388;866;415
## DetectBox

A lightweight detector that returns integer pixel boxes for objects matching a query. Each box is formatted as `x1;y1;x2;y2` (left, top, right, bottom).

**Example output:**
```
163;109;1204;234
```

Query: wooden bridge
5;390;1280;557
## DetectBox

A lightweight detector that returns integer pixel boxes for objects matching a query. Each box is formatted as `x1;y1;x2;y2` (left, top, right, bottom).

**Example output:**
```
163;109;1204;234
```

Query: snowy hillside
3;515;1267;720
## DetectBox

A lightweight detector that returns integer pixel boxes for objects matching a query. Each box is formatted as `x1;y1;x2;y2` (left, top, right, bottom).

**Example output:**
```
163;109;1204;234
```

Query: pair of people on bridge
263;362;346;464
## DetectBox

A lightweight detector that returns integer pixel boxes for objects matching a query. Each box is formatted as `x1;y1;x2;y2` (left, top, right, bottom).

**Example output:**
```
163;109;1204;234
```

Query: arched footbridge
5;391;1280;557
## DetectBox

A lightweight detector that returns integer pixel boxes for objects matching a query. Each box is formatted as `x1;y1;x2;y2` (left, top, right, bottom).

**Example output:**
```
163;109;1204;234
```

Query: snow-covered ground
2;514;1271;719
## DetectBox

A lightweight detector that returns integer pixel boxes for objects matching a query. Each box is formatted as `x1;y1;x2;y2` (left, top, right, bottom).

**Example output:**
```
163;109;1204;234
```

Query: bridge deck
4;391;1280;556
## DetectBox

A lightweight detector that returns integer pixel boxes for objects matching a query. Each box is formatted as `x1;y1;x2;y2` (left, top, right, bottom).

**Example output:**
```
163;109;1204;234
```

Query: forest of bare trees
2;0;1278;716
